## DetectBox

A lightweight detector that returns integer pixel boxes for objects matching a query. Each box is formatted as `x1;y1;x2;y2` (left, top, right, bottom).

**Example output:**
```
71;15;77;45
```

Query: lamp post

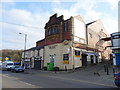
19;33;27;67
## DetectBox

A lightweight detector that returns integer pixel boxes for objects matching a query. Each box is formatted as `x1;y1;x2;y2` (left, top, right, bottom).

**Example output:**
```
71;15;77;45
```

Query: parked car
2;61;15;71
114;72;120;88
11;66;24;73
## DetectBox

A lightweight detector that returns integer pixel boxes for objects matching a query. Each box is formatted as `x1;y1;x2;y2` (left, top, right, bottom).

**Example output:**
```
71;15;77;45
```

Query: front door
91;55;94;64
34;60;41;70
95;55;98;63
82;54;87;67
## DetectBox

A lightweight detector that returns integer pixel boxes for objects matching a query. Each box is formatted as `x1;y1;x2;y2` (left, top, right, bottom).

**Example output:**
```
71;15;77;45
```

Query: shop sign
74;55;81;57
63;54;69;64
63;60;69;64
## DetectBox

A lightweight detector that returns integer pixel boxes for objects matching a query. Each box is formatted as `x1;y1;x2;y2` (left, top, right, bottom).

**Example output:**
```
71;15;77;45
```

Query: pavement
24;62;117;88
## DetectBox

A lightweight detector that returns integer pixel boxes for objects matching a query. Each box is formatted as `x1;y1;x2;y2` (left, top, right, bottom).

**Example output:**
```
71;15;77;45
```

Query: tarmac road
1;69;117;88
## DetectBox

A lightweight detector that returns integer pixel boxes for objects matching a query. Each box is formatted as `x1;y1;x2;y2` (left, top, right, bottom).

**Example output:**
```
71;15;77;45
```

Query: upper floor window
48;28;51;35
55;26;58;34
64;22;68;32
47;26;58;36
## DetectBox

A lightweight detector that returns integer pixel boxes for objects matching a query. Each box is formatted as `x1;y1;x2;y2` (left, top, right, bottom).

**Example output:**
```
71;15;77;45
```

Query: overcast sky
1;0;119;50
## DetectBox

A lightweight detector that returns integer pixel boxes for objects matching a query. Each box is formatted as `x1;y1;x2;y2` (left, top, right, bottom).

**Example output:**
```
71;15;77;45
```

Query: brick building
22;13;111;70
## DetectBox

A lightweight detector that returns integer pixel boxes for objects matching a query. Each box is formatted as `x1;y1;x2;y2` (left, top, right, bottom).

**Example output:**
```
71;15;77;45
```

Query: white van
2;61;15;71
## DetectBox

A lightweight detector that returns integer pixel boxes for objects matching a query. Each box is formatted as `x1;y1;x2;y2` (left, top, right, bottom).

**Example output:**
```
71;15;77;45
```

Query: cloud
2;8;50;49
52;0;118;34
1;1;118;50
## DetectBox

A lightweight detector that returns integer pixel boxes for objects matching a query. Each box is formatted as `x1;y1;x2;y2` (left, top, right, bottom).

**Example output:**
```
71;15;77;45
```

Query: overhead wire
0;21;42;29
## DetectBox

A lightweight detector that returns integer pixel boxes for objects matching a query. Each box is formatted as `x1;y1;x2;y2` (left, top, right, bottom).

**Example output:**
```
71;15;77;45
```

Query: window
51;27;55;34
47;26;58;36
89;33;92;38
64;22;68;32
48;28;51;35
75;50;80;55
55;26;58;34
112;35;120;39
63;54;69;60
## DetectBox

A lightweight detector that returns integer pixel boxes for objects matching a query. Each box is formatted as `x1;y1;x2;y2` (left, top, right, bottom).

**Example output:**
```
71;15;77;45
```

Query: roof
101;37;111;41
86;21;96;26
73;15;85;23
36;39;45;43
25;46;44;51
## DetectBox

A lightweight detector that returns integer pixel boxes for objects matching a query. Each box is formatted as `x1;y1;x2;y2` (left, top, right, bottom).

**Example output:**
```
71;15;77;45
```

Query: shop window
75;50;80;55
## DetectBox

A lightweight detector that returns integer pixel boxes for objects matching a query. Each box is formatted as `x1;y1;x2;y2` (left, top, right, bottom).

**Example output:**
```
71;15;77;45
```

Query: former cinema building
22;13;111;70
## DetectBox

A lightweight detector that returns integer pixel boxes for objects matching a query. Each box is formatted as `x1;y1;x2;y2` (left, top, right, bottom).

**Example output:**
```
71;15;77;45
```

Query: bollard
104;65;106;72
113;68;115;74
65;66;67;72
106;66;109;75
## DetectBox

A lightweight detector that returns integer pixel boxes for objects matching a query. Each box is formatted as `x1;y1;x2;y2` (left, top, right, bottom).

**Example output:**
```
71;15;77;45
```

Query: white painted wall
73;18;86;43
44;42;73;70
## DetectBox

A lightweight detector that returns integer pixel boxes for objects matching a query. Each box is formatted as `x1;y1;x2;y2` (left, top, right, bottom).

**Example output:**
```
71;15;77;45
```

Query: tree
1;49;23;62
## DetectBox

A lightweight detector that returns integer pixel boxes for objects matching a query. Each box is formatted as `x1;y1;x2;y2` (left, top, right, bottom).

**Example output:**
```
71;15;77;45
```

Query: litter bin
47;63;54;71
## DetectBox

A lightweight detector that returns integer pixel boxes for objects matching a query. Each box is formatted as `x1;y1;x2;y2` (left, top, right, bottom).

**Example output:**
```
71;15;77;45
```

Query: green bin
47;63;54;71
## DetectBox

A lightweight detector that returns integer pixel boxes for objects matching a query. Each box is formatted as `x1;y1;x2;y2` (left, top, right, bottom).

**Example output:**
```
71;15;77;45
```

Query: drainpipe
86;25;88;48
71;16;75;72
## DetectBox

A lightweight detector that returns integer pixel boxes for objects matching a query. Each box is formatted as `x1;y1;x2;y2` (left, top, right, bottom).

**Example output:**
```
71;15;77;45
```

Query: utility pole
19;33;27;67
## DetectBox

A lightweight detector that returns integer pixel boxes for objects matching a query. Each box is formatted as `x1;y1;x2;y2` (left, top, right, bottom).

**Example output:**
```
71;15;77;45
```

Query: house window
75;50;80;55
64;22;68;32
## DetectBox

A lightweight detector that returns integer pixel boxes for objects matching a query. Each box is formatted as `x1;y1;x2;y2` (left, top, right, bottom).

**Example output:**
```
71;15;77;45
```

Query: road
1;69;117;88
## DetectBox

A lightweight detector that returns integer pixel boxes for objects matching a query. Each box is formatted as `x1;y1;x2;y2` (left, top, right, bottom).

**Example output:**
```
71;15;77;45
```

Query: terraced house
22;13;111;70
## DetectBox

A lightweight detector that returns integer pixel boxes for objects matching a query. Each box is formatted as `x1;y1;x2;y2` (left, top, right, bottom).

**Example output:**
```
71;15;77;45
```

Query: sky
1;0;119;50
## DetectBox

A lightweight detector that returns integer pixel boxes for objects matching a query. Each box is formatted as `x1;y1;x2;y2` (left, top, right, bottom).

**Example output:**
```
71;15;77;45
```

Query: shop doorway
91;55;94;64
82;54;87;67
34;60;41;70
95;55;98;63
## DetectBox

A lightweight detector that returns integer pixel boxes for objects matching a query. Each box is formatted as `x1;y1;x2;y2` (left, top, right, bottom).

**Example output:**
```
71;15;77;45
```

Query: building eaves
86;21;96;26
25;46;44;51
36;39;45;43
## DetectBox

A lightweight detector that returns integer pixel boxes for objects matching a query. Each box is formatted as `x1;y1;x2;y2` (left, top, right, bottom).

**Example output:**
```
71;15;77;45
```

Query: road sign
4;56;11;61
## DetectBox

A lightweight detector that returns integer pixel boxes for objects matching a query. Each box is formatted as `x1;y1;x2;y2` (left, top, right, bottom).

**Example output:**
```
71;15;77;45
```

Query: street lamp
19;33;27;66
